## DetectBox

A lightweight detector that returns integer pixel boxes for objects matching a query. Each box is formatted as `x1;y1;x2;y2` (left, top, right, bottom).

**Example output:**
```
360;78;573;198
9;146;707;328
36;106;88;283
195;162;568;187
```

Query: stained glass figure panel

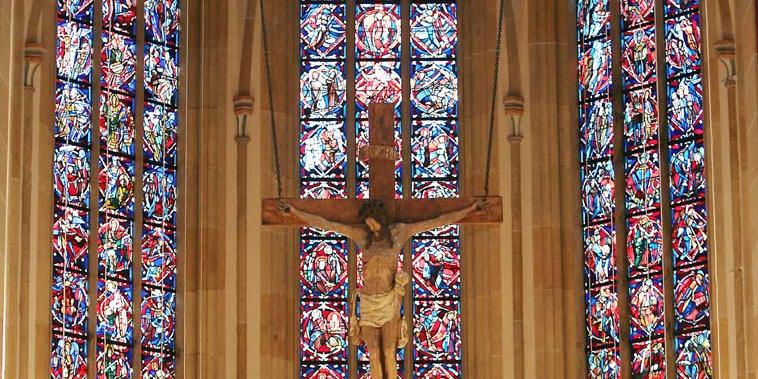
51;334;88;379
98;216;133;282
52;205;90;272
629;277;666;340
140;288;177;350
145;0;181;46
665;0;700;15
96;342;132;379
673;265;710;330
301;61;347;119
301;4;347;59
141;224;178;289
669;140;706;202
355;61;402;118
300;239;349;298
411;60;458;118
51;270;89;336
144;44;179;106
96;279;133;344
57;0;94;21
577;0;610;41
621;0;655;29
624;151;662;214
56;19;93;83
665;13;702;78
578;39;612;100
587;348;621;378
355;4;401;59
410;3;457;59
412;300;462;362
671;202;707;266
626;212;664;275
142;164;177;226
580;99;614;163
674;330;712;379
667;74;704;141
581;160;615;225
583;224;617;284
102;0;137;35
141;351;176;379
586;284;621;346
412;238;461;298
56;82;92;145
101;32;136;93
411;120;459;180
300;121;348;180
54;144;91;208
621;26;657;89
623;86;659;149
99;91;135;155
98;154;135;218
300;301;349;362
631;339;666;377
144;102;179;166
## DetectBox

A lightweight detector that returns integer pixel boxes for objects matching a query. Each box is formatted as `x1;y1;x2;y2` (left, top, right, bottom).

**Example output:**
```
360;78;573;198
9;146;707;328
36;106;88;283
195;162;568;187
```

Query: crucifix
262;104;502;379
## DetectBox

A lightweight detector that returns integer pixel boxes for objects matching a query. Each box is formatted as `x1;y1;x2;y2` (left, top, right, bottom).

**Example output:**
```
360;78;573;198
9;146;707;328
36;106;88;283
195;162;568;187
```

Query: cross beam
262;103;502;226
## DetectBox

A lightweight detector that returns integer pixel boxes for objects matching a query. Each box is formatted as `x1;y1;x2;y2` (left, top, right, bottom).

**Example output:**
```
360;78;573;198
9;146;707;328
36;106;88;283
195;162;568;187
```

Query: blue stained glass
632;339;666;377
671;202;707;266
355;61;402;118
57;0;94;21
300;121;347;179
624;151;661;214
626;212;663;274
99;91;135;155
586;284;620;346
56;81;91;145
577;0;610;40
140;288;177;350
355;4;401;59
669;141;706;202
142;165;177;225
413;300;461;361
667;74;704;141
144;103;178;166
412;120;459;180
51;270;89;335
412;180;459;199
411;4;457;58
674;330;712;379
141;224;177;289
51;334;88;379
54;144;91;208
301;364;348;379
621;0;655;29
96;279;133;343
101;32;136;93
301;4;346;59
98;155;135;218
141;351;176;379
145;0;181;46
52;205;89;272
301;181;347;200
624;87;659;149
665;14;702;78
578;39;612;99
414;363;461;379
580;99;614;163
56;19;93;82
301;61;347;119
674;266;710;329
581;161;615;225
622;26;657;89
300;301;349;362
102;0;136;35
300;239;348;298
145;44;179;106
98;217;133;282
412;238;461;297
583;224;616;284
96;342;132;378
629;277;665;340
411;61;458;118
666;0;700;16
587;348;621;378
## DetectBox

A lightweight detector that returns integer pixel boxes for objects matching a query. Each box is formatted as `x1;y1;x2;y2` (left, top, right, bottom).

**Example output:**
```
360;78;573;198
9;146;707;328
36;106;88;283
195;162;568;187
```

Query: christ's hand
474;198;489;211
276;200;291;215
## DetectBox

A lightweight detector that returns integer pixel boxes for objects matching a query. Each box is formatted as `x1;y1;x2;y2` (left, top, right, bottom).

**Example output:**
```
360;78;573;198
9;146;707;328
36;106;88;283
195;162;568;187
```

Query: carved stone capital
234;95;254;144
503;95;525;142
714;40;736;87
23;44;45;90
359;144;399;161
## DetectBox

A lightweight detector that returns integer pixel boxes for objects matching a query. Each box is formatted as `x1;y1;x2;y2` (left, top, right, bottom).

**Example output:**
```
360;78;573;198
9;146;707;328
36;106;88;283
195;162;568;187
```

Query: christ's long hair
358;199;391;247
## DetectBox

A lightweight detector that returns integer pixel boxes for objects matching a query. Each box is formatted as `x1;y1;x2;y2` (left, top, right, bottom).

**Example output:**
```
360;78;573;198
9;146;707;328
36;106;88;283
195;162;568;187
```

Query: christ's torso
359;224;406;295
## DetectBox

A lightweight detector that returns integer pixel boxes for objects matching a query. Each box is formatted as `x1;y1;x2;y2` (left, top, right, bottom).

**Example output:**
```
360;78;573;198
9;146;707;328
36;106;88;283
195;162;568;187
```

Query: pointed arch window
52;0;181;377
577;0;712;377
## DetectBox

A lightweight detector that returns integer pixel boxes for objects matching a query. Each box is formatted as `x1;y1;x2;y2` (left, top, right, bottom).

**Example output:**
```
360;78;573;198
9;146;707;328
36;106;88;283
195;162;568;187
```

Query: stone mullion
400;0;413;377
652;0;676;377
608;0;632;376
345;1;358;377
89;0;104;377
134;0;147;374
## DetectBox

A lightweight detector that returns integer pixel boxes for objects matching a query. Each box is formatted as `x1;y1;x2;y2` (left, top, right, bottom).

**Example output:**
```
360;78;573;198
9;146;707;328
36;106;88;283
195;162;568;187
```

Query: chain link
259;0;283;198
485;0;506;196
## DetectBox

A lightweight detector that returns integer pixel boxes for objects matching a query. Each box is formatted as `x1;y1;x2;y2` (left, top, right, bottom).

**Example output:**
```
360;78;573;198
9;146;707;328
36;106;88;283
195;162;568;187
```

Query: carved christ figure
277;198;487;379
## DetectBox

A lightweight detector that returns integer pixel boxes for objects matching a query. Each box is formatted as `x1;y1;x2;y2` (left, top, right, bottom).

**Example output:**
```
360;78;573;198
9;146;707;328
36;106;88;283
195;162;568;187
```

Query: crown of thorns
358;199;386;220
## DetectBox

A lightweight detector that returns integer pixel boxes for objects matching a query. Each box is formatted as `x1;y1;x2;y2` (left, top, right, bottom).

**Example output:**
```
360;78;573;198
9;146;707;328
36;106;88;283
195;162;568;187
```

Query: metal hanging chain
258;0;283;198
484;0;507;196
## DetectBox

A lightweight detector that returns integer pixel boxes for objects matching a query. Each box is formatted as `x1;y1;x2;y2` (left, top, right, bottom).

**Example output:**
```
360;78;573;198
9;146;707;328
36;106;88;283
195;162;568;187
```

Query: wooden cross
262;103;502;227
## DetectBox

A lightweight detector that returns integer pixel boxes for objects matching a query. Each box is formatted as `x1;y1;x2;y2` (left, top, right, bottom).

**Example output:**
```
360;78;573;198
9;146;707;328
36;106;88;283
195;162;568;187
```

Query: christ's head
358;199;389;241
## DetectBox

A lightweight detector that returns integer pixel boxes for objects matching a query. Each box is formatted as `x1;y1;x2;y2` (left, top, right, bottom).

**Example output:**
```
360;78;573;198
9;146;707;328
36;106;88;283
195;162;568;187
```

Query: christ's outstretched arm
394;198;488;243
277;201;367;245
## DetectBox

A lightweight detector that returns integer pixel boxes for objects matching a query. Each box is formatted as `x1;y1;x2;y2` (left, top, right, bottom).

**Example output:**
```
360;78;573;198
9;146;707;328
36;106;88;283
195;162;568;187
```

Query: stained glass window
299;1;461;377
52;0;180;377
577;0;712;377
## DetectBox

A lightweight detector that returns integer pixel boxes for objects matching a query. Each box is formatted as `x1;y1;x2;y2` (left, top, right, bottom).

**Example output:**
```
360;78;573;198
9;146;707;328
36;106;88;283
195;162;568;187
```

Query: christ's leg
381;317;400;379
363;326;384;379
